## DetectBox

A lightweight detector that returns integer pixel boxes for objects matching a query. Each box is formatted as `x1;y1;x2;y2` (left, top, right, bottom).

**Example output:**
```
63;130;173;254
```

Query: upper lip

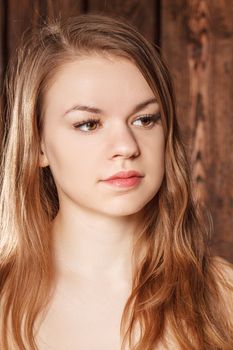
104;170;144;180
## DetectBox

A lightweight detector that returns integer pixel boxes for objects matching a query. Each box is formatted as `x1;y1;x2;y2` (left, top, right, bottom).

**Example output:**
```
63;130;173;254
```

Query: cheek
144;128;165;160
147;132;165;180
157;136;165;168
44;132;97;183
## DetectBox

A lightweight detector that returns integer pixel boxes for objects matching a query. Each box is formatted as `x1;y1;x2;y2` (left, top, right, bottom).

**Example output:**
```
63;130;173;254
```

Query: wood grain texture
88;0;159;43
45;0;83;20
162;0;233;262
6;0;84;61
0;0;5;92
7;0;42;60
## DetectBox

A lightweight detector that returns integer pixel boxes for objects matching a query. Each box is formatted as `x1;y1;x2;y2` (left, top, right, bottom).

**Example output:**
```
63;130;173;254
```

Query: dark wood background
0;0;232;263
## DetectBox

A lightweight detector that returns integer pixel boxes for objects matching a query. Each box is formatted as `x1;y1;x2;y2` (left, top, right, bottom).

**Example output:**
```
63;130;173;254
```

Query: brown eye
83;121;98;130
73;118;100;132
133;113;160;128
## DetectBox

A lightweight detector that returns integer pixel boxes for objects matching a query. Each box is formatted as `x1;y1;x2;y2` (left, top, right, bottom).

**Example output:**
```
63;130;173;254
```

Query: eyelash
72;113;161;132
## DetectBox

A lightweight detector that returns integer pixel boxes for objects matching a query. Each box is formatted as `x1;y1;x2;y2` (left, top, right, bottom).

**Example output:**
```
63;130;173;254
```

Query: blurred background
0;0;232;263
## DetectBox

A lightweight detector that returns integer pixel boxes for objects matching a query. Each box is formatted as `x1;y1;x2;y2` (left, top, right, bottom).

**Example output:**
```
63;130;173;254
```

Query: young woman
0;13;232;350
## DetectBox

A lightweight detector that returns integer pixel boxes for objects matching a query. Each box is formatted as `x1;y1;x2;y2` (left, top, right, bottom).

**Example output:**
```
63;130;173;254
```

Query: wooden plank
88;0;159;43
46;0;83;20
206;0;233;261
161;0;233;262
7;0;40;60
0;0;5;157
0;0;5;92
6;0;84;61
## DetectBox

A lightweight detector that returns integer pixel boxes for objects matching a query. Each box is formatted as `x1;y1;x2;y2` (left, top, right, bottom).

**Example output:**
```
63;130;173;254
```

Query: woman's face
40;55;165;216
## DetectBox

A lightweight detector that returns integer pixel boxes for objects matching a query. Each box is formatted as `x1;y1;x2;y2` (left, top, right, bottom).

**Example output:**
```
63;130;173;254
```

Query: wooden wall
0;0;232;263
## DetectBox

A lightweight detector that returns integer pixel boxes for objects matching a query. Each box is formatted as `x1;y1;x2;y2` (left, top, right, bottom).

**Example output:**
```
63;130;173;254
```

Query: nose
107;122;140;160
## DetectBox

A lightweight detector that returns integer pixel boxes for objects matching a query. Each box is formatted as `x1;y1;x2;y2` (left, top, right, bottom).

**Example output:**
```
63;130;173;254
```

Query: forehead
43;55;156;116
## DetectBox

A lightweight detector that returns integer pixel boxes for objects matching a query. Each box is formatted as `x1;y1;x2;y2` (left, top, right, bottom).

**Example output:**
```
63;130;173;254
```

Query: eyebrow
63;97;158;117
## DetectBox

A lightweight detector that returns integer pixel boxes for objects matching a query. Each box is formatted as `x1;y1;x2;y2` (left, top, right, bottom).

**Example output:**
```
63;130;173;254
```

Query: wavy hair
0;14;232;350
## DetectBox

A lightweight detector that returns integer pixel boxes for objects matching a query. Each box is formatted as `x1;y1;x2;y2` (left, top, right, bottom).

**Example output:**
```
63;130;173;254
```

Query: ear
39;140;49;168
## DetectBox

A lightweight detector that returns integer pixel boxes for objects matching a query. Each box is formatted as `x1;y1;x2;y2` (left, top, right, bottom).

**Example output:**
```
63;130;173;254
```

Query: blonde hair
0;13;232;349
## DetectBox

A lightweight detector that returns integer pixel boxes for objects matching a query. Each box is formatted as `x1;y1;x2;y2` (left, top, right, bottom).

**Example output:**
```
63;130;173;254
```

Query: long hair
0;14;232;350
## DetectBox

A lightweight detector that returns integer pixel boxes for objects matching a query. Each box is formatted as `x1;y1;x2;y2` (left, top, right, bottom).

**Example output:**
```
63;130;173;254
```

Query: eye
73;118;100;132
133;113;161;128
72;113;161;133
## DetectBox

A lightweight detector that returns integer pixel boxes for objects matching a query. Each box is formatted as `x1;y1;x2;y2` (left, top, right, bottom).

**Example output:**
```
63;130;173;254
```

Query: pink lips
102;170;143;188
104;170;143;180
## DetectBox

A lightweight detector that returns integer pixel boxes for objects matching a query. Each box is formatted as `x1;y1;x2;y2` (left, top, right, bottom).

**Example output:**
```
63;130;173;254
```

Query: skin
37;54;165;349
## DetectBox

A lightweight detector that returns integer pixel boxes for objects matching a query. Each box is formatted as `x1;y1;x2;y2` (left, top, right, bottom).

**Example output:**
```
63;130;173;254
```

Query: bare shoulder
211;256;233;323
211;255;233;283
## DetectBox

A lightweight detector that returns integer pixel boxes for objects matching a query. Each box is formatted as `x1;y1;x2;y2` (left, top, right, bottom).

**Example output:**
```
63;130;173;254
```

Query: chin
101;202;147;217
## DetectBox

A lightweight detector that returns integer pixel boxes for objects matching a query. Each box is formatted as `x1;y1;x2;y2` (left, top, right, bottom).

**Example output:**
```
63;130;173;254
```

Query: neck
51;204;142;284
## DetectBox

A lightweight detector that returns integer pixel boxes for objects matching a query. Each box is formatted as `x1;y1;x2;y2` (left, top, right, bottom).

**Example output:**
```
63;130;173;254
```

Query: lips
104;170;143;181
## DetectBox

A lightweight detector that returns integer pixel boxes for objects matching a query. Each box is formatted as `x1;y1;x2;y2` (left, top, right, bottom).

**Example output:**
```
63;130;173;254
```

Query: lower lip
102;176;142;188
